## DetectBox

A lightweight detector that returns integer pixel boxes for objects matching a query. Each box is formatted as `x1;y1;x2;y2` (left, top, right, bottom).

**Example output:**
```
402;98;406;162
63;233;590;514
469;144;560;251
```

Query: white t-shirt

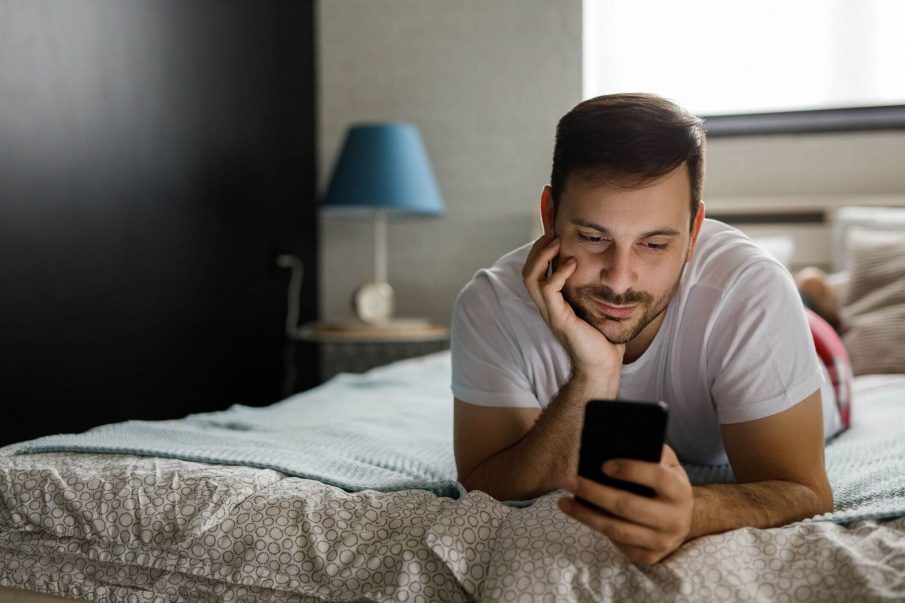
451;219;825;466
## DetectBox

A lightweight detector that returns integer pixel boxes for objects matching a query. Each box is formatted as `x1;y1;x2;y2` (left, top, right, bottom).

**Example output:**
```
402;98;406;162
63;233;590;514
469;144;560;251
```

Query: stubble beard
562;267;685;345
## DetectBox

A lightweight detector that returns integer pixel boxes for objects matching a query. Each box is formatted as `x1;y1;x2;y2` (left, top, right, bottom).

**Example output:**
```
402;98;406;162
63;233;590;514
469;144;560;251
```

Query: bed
2;209;905;602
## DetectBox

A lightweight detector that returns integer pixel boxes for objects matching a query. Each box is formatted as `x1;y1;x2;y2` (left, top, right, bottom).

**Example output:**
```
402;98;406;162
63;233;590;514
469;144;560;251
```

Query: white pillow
833;206;905;273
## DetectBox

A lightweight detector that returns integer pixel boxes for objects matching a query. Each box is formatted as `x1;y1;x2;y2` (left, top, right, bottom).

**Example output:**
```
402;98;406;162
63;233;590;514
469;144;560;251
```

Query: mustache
576;285;652;306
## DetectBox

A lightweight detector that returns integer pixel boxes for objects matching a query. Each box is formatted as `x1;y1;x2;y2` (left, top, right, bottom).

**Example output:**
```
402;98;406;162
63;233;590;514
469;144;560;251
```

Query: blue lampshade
322;123;445;215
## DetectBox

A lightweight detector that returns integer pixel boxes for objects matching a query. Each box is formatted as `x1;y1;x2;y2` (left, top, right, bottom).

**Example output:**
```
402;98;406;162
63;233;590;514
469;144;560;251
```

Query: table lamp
322;122;445;325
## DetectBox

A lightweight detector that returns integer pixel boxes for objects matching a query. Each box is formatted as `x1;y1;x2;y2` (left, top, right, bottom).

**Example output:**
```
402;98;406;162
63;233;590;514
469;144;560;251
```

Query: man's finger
559;496;661;550
540;256;577;326
523;235;560;283
661;444;679;464
604;456;689;503
544;255;576;292
523;236;561;318
571;475;673;530
603;459;666;495
521;232;556;280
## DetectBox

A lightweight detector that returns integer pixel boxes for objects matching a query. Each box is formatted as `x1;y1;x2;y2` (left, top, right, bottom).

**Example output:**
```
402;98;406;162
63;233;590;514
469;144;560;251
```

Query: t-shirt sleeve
450;275;540;408
706;260;824;424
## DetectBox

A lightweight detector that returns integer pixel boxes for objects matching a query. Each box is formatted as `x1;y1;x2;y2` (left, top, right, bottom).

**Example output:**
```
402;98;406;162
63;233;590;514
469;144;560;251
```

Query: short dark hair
550;93;706;225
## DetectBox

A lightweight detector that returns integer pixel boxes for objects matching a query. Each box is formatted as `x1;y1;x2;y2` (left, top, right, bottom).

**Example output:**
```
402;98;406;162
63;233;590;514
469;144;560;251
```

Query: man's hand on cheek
556;444;694;565
522;233;625;379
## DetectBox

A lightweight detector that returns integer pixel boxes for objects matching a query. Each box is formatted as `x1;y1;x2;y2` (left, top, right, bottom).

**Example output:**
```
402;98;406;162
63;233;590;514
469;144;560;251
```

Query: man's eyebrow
570;218;680;238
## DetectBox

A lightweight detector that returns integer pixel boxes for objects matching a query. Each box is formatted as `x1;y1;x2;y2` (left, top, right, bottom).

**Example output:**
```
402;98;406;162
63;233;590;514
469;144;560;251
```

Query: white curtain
583;0;905;115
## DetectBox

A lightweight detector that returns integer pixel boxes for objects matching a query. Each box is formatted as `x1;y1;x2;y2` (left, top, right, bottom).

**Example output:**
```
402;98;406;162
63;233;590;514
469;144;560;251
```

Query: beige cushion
840;228;905;375
833;206;905;272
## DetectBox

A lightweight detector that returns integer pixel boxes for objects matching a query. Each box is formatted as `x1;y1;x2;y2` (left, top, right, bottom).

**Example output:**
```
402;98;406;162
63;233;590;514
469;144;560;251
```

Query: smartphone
576;400;669;507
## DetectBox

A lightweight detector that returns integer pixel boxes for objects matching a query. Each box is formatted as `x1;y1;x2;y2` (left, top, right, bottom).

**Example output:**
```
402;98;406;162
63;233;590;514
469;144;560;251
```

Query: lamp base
353;281;395;324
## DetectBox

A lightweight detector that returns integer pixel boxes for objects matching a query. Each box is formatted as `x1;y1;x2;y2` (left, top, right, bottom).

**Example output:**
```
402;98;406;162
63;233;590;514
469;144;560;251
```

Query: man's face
552;165;699;345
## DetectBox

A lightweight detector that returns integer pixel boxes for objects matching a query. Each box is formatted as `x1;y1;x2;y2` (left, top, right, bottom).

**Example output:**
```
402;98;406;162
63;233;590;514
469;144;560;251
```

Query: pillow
833;206;905;272
840;227;905;375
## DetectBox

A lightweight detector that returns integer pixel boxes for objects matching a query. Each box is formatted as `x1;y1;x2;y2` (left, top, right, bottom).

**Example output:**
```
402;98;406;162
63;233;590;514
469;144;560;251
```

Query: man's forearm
688;480;832;540
462;373;618;501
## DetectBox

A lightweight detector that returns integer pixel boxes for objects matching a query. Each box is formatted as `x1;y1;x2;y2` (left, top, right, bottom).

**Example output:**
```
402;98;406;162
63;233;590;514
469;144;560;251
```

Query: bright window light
583;0;905;115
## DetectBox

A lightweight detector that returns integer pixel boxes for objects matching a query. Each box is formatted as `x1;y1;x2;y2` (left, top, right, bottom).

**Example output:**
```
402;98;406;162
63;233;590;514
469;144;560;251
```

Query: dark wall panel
0;0;318;445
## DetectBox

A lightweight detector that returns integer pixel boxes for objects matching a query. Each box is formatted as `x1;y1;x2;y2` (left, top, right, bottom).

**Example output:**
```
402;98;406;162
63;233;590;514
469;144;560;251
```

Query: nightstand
289;320;450;384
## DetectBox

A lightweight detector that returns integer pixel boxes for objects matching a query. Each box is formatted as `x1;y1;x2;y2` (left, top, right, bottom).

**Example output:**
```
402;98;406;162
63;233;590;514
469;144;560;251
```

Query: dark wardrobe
0;1;319;445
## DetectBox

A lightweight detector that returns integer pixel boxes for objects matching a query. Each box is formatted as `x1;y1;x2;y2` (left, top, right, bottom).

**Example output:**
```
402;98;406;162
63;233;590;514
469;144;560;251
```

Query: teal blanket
685;375;905;524
15;354;905;523
18;353;464;499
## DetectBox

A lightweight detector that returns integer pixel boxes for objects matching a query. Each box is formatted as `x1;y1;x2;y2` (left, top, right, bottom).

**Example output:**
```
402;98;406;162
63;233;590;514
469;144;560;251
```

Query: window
583;0;905;135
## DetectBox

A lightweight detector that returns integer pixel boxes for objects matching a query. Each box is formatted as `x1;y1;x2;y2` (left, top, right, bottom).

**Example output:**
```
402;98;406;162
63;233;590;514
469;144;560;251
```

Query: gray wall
317;0;905;326
316;0;582;325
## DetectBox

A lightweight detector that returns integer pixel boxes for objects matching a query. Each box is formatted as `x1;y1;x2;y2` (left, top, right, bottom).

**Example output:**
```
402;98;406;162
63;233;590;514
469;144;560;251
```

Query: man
451;93;833;565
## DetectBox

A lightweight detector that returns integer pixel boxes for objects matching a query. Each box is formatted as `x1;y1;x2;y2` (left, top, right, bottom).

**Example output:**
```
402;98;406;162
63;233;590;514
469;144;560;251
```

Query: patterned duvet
2;376;905;601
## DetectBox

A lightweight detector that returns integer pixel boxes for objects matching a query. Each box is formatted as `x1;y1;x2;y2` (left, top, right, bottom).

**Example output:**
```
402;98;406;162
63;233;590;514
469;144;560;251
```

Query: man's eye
578;233;607;243
639;241;668;250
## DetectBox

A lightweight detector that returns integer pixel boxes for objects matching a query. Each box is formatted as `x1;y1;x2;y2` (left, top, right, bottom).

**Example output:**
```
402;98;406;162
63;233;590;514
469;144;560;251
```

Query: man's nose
599;246;636;295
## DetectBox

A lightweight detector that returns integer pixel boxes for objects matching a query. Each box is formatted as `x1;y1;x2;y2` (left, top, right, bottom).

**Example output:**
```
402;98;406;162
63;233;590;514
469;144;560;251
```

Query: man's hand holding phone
521;233;625;389
559;443;694;566
558;399;694;565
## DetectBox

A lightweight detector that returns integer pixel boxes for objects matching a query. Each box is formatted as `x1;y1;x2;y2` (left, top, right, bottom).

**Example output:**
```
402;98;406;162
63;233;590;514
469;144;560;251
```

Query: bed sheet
0;447;469;602
432;491;905;601
2;372;905;601
2;445;904;602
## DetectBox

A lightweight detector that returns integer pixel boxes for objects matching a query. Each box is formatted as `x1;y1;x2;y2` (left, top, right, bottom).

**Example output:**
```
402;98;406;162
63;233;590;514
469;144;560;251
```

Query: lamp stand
374;209;388;284
350;210;430;327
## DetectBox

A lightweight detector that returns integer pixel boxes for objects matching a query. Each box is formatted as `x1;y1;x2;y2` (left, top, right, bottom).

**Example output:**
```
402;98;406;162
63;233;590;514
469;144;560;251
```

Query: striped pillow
840;228;905;375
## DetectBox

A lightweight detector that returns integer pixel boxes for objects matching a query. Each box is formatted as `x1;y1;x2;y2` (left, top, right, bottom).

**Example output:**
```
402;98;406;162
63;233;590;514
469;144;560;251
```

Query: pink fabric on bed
808;308;853;434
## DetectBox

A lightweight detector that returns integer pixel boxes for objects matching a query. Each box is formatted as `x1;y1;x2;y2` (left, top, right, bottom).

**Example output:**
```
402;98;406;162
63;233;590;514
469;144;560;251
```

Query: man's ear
540;185;556;235
687;201;706;261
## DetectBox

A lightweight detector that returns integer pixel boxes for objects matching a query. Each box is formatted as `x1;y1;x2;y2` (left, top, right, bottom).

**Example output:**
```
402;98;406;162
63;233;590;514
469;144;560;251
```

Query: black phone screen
577;399;669;503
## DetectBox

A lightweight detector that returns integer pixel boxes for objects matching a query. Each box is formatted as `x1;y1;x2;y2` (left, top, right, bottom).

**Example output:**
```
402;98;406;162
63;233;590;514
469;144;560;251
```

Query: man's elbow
806;480;834;517
458;466;543;501
456;457;487;492
459;470;508;500
457;468;477;492
457;464;491;495
460;473;499;498
460;474;484;495
816;486;834;516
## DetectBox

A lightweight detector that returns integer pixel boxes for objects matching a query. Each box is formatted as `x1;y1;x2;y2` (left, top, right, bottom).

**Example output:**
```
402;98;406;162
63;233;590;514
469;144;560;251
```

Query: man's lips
592;299;638;318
